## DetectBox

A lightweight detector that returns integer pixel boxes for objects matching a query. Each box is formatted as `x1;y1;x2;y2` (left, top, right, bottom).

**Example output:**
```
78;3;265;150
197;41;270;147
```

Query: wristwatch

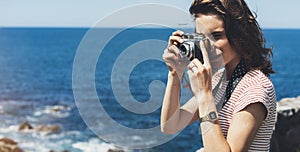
200;111;218;123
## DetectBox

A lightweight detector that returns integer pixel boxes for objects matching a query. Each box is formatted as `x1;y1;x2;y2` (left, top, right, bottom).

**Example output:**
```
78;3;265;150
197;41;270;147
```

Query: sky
0;0;299;29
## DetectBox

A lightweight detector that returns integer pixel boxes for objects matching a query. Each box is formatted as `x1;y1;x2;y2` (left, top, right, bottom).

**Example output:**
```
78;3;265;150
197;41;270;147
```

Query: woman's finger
172;30;184;36
169;36;183;47
187;62;195;71
168;30;184;46
188;61;203;73
162;49;175;60
199;39;211;67
187;67;194;78
167;45;180;55
191;58;203;68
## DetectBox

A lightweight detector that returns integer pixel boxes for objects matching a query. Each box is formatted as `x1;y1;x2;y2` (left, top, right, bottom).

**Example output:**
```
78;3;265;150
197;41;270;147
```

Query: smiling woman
161;0;277;151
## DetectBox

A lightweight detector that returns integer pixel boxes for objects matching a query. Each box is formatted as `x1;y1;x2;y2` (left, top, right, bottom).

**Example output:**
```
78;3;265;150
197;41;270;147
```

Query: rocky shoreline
271;96;300;152
0;120;125;152
1;96;299;152
0;135;124;152
0;122;65;152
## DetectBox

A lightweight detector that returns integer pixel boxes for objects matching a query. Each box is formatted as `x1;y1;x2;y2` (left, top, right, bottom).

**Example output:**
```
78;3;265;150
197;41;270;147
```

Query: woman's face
195;14;239;66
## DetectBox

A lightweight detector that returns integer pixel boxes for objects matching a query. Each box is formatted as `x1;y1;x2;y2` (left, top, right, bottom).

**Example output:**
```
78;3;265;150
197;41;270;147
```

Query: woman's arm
160;72;199;134
160;30;200;134
160;72;181;134
226;102;266;151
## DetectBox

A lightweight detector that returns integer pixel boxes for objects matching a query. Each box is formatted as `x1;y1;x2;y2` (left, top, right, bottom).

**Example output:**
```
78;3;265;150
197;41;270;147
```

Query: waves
0;99;122;152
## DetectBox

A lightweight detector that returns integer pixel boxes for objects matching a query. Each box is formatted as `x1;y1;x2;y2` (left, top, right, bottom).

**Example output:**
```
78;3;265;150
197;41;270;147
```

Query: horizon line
1;26;300;30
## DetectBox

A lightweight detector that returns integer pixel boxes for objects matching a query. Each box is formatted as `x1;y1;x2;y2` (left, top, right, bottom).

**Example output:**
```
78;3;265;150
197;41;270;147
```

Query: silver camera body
177;33;205;62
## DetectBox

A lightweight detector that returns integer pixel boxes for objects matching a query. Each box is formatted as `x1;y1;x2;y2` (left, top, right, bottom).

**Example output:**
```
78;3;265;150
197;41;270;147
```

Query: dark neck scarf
223;59;249;107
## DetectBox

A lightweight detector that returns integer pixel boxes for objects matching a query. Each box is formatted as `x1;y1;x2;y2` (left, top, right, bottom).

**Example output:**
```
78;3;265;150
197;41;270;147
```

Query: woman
160;0;276;151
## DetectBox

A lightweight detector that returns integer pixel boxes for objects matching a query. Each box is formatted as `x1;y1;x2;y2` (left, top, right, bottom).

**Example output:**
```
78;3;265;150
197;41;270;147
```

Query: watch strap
200;115;209;122
199;111;218;123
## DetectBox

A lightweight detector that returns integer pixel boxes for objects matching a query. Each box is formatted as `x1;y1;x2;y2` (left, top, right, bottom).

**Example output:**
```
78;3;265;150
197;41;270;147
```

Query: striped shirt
212;69;277;152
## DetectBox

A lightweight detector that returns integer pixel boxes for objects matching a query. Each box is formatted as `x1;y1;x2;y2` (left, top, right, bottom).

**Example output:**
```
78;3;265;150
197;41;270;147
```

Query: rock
270;96;300;152
0;138;17;145
107;149;125;152
276;96;300;116
50;105;69;113
36;125;60;134
18;121;60;135
0;137;24;152
18;121;34;131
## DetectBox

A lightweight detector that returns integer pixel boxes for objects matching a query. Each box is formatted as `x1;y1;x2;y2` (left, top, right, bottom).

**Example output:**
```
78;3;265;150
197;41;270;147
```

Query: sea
0;27;299;152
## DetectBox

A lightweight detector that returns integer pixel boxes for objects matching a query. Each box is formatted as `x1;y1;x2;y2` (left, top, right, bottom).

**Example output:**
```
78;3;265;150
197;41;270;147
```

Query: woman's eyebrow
194;30;224;35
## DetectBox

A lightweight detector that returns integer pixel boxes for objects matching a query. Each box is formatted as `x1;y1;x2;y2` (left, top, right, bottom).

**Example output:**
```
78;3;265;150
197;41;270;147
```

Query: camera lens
178;41;193;60
179;44;188;55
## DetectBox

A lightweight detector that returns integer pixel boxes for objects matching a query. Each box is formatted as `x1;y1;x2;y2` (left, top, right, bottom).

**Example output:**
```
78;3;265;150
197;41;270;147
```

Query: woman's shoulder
231;69;277;117
232;69;276;102
239;69;274;89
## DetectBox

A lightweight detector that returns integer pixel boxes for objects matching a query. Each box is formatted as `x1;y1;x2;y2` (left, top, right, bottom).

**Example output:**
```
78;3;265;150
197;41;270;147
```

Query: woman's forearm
201;120;231;152
161;72;201;134
160;72;181;134
197;94;230;152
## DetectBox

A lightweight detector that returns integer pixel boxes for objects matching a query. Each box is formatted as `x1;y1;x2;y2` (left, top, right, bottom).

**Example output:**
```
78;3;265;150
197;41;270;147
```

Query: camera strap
222;59;249;107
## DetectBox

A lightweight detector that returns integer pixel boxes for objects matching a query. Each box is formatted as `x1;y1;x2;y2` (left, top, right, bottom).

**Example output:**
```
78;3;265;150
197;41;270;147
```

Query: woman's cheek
215;39;235;63
216;38;228;49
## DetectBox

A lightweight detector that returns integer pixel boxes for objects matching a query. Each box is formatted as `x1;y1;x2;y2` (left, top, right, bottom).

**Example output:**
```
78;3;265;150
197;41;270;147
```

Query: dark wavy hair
189;0;274;76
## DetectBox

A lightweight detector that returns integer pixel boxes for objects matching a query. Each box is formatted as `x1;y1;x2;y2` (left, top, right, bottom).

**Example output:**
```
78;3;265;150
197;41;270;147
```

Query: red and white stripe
214;70;277;152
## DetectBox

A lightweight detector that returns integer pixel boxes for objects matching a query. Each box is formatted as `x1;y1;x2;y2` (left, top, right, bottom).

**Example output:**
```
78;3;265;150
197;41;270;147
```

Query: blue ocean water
0;27;299;152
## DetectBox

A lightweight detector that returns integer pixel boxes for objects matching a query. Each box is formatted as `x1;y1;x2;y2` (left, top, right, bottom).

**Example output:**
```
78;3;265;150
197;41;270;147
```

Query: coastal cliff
271;96;300;152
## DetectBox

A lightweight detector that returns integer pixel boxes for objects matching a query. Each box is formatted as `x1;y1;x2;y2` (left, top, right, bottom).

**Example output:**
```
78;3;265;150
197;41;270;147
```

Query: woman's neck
225;56;241;80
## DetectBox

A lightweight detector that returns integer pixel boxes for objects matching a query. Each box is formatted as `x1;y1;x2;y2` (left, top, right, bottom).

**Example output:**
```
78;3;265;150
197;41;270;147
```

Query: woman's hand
187;40;213;100
162;30;189;79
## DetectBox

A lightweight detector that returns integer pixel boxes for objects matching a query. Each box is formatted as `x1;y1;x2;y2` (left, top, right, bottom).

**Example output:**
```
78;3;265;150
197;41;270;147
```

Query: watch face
209;111;217;120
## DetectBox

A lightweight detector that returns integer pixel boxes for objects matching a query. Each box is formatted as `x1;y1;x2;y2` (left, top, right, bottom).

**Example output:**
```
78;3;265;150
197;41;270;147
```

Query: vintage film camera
177;33;205;63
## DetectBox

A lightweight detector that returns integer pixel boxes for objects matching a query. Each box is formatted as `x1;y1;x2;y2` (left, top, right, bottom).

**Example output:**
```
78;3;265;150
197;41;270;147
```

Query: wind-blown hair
189;0;274;76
